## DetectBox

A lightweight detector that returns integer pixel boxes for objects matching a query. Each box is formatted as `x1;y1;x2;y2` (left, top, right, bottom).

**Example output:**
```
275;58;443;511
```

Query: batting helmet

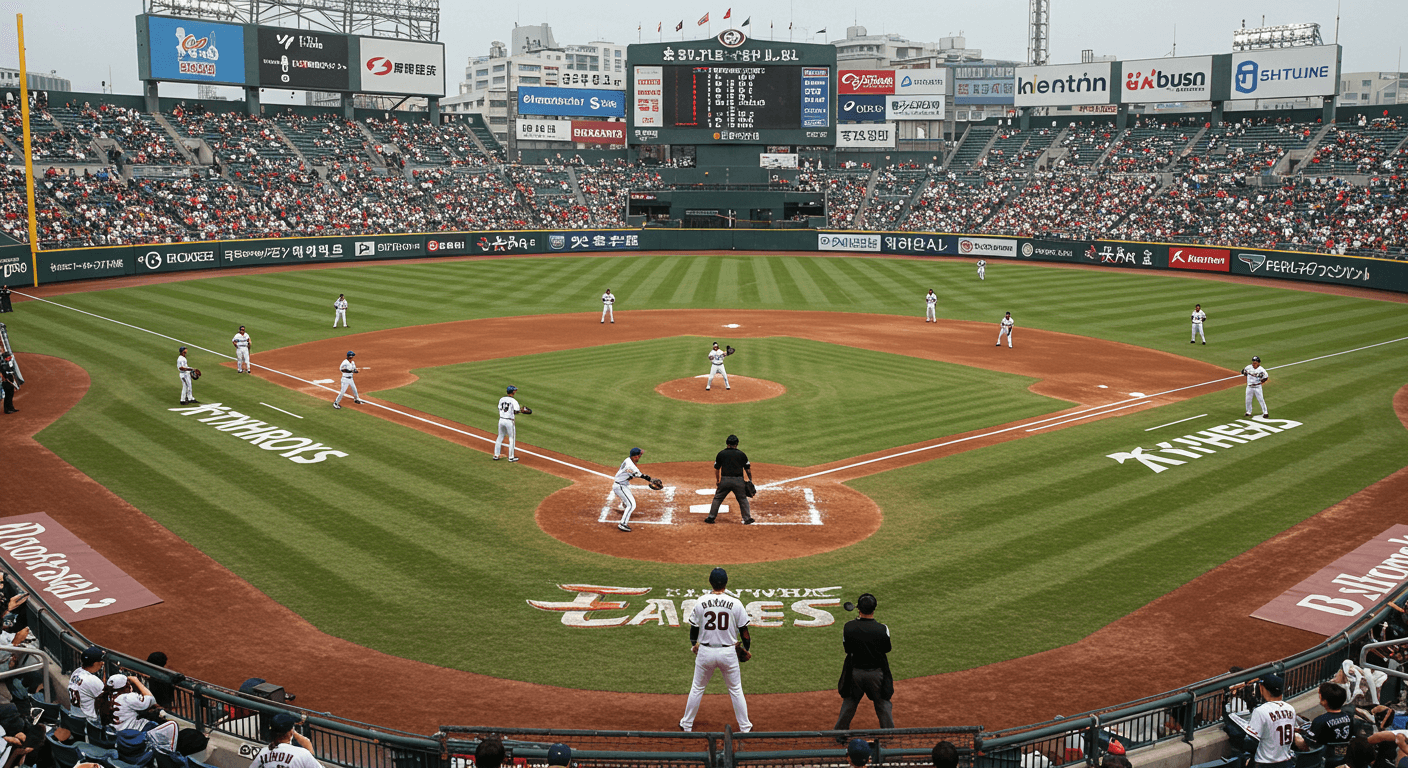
630;447;643;456
507;385;517;393
709;568;728;589
1251;356;1260;362
347;350;356;357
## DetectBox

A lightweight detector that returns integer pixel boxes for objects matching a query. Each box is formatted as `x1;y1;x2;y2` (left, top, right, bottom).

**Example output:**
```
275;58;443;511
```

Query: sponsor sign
958;236;1018;258
818;233;881;252
135;243;220;274
516;118;573;142
145;15;246;85
546;231;641;252
1230;45;1340;100
838;70;895;95
1233;250;1381;288
1169;246;1230;272
224;239;348;264
633;66;663;127
1015;62;1114;107
1120;56;1212;103
555;71;625;90
0;251;31;282
1084;241;1167;269
760;153;799;169
1252;525;1408;636
836;123;896;148
170;402;349;463
882;234;954;255
37;250;128;283
425;237;470;255
0;515;163;622
527;583;842;628
1019;239;1088;263
571;120;626;144
348;236;424;260
359;37;445;97
837;95;887;123
258;27;350;90
894;70;946;95
518;86;626;118
801;68;830;128
886;95;945;120
955;77;1014;105
1108;416;1303;474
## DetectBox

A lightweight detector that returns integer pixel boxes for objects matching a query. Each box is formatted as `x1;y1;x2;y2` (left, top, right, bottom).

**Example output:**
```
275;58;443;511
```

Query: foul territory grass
7;254;1408;693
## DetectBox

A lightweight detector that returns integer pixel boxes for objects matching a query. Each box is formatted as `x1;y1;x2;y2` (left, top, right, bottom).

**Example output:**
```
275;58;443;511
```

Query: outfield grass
8;254;1408;694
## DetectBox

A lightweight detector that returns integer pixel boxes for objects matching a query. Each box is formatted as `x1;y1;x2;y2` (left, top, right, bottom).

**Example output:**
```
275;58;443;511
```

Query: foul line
1145;414;1208;432
1025;400;1153;432
14;292;613;480
260;403;303;419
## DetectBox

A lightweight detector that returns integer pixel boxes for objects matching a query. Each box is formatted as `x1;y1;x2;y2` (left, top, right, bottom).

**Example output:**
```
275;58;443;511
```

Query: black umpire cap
709;568;728;588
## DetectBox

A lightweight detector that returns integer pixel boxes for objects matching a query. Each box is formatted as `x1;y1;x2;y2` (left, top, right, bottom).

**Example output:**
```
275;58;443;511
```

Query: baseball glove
725;345;736;356
736;645;751;663
190;369;202;380
745;481;756;498
519;407;532;415
648;478;664;491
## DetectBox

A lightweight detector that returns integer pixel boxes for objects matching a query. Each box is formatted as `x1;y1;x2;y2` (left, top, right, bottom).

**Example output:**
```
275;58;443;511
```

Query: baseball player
177;347;198;404
601;288;615;324
925;289;938;322
613;447;661;533
333;351;362;409
1190;304;1207;345
232;325;252;373
1240;356;1269;418
333;294;349;328
706;342;730;391
996;312;1014;348
494;385;530;462
679;568;752;733
977;260;986;281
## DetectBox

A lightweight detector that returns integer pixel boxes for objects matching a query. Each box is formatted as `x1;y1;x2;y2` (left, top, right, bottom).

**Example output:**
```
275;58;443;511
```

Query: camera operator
834;593;895;731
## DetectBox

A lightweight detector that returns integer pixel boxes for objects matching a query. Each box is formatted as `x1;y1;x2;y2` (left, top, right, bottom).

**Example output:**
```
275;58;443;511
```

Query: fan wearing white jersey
613;447;659;533
333;351;362;409
925;289;938;322
494;385;530;462
601;289;615;324
977;260;986;281
68;645;107;726
1242;674;1297;768
1191;304;1207;344
680;568;752;733
1240;356;1269;418
996;312;1014;348
333;294;349;328
232;326;252;373
706;343;730;391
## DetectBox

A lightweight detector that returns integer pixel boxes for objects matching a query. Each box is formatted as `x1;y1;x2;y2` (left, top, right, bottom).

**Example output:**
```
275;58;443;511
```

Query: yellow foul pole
16;14;41;288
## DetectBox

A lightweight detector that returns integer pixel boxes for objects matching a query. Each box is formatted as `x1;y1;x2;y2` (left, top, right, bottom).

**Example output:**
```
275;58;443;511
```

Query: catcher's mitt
725;345;736;356
745;481;756;498
519;407;532;415
648;478;664;491
190;369;202;380
736;645;751;663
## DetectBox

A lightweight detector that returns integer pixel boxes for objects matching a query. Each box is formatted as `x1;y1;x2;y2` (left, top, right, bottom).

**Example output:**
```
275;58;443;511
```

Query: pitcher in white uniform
177;347;196;404
1240;356;1269;418
924;289;938;322
333;351;362;409
706;343;730;391
333;294;349;328
679;567;752;733
494;385;529;461
601;289;615;324
231;326;252;373
612;447;658;532
1190;304;1207;344
996;312;1014;348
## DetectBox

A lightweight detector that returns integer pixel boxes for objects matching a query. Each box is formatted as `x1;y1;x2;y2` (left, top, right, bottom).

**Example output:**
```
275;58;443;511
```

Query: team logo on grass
527;584;842;628
169;403;349;464
1107;416;1303;473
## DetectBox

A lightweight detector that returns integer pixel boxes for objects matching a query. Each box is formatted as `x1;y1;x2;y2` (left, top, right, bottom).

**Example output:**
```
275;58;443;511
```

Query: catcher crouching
613;447;665;533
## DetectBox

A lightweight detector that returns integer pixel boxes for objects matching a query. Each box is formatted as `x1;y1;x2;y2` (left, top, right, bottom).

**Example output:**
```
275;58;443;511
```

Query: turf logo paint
1251;524;1408;635
527;584;843;628
1107;416;1303;473
168;403;349;463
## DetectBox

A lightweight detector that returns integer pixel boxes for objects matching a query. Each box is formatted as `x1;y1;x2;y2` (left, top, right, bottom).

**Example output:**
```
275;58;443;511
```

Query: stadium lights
150;0;241;21
1232;22;1323;51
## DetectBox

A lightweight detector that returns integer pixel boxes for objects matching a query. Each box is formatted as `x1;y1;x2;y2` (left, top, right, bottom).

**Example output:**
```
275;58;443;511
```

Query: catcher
613;447;664;533
177;346;201;405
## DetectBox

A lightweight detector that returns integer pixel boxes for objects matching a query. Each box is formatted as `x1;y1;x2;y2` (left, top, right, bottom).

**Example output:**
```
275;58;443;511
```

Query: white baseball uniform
251;742;324;768
997;315;1014;347
334;358;359;406
680;591;752;733
494;395;522;460
1241;364;1268;416
177;353;194;402
1191;309;1207;343
925;291;938;322
67;668;104;725
706;347;730;390
613;456;644;527
977;260;986;280
601;291;615;323
333;296;348;328
232;332;252;372
1243;698;1297;764
114;690;158;732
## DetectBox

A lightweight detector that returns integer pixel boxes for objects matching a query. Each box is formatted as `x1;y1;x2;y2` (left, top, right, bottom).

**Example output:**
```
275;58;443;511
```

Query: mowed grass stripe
753;257;786;305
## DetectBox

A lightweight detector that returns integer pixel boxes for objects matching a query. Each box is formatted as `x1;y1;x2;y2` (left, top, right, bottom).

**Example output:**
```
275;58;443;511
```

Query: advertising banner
838;70;895;95
359;37;445;97
145;15;246;85
836;123;897;148
818;233;881;252
1120;56;1212;103
224;238;353;265
519;87;626;118
837;95;887;123
760;153;798;168
0;514;163;622
37;249;130;284
1085;241;1168;269
1015;62;1114;107
516;119;574;142
0;249;32;283
955;77;1015;105
546;231;641;252
1251;524;1408;636
134;242;221;274
1230;45;1340;100
557;72;626;89
1231;249;1396;290
423;235;474;255
1018;239;1088;263
801;68;831;128
633;66;663;127
571;121;626;144
881;233;954;255
1168;245;1230;272
258;27;350;90
957;236;1018;258
348;235;426;260
886;95;945;120
894;70;946;95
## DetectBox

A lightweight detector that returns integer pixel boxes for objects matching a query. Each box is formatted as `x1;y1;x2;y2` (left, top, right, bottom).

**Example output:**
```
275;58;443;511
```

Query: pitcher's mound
656;376;786;403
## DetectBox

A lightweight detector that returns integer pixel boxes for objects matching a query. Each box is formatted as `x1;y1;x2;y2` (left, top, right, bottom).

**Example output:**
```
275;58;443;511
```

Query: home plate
690;503;725;514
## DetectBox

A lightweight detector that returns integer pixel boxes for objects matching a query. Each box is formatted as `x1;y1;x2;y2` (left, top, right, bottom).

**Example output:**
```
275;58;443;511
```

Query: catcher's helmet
709;568;728;589
630;447;643;456
1251;356;1261;362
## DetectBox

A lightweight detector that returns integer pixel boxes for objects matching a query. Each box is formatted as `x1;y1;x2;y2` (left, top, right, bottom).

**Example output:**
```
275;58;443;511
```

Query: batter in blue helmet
611;446;662;532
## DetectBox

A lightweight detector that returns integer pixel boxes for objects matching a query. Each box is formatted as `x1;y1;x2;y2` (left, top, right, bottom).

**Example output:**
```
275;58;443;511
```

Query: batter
612;447;658;533
925;289;937;322
1240;356;1269;418
706;343;730;391
231;325;252;373
333;350;362;409
996;312;1014;348
1191;304;1207;344
679;568;752;733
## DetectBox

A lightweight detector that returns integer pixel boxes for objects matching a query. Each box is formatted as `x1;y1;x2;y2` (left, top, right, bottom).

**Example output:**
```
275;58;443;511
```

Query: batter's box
597;486;678;525
689;486;824;526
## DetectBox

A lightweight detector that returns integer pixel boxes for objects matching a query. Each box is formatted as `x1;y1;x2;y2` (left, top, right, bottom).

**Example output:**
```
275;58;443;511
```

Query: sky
0;0;1404;100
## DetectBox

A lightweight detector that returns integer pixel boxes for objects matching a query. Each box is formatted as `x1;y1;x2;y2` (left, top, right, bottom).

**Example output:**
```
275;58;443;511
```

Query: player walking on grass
996;312;1014;348
925;290;937;322
232;326;252;373
706;343;730;390
1241;356;1269;418
680;568;752;733
613;447;661;533
1191;304;1207;344
333;351;362;409
977;260;986;281
601;289;615;323
494;385;530;461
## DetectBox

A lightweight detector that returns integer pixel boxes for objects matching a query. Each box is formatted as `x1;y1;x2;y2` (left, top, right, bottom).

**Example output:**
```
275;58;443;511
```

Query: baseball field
5;252;1408;733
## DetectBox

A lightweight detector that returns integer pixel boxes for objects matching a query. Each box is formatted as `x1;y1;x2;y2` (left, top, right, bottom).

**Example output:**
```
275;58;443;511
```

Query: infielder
1240;356;1269;418
494;385;530;462
977;259;986;281
177;347;197;405
925;289;937;322
333;294;349;328
232;325;252;373
601;288;615;324
613;447;661;533
679;567;752;733
996;312;1014;348
706;342;730;391
1190;304;1207;344
333;350;362;409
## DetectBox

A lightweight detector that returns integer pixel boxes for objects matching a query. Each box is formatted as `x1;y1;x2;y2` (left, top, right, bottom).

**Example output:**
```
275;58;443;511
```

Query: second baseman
1240;356;1269;418
996;312;1014;348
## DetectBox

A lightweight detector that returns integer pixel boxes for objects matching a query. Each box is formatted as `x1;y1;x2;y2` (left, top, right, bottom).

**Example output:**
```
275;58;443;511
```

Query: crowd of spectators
576;165;660;226
1304;118;1408;176
985;171;1159;239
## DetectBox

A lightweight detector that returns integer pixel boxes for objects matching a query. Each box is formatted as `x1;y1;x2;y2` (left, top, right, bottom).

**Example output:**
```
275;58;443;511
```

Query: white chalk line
15;292;613;480
1145;414;1208;432
1025;400;1154;432
260;403;303;419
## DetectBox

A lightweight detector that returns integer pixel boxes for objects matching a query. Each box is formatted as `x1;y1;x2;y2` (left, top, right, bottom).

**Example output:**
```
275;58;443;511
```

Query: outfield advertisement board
1230;45;1340;100
258;27;350;90
836;124;896;148
1168;245;1230;272
359;37;445;97
1120;56;1213;103
134;243;221;274
516;119;574;142
141;15;247;86
519;87;626;118
838;95;887;123
818;233;881;252
957;236;1018;258
1088;241;1169;269
1015;62;1114;107
224;239;351;264
1018;239;1088;263
0;250;31;283
881;234;954;255
38;250;129;283
1231;248;1385;289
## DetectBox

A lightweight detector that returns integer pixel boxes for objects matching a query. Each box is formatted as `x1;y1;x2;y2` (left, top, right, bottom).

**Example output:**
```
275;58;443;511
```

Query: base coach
834;593;895;730
705;434;755;525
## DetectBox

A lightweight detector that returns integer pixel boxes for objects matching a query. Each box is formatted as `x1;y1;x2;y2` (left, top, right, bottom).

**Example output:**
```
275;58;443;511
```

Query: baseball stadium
0;2;1407;768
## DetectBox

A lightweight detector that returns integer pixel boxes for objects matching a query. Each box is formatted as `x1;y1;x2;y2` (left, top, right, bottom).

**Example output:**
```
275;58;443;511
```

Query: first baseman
494;385;530;461
680;567;752;733
996;312;1014;347
232;325;252;373
1191;304;1207;344
333;351;362;409
613;447;660;533
601;289;615;324
333;294;349;328
177;347;197;405
977;260;986;281
925;289;937;322
1240;356;1269;418
706;343;730;391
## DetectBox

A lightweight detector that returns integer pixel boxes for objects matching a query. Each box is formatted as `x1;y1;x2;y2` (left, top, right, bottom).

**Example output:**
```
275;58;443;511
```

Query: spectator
1296;682;1352;767
547;743;571;768
846;738;871;768
474;737;505;768
250;713;321;768
1241;674;1296;768
67;646;106;727
932;741;959;768
144;653;176;709
104;673;163;732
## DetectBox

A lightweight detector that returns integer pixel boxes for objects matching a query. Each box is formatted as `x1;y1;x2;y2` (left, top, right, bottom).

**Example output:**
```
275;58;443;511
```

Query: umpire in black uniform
0;353;17;414
705;434;754;525
834;593;895;730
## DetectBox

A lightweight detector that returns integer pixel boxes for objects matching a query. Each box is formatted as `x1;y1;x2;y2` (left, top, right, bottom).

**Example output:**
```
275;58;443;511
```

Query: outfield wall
22;229;1408;295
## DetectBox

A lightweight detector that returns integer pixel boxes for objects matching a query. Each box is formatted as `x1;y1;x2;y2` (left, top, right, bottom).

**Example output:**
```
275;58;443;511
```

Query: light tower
1028;0;1050;65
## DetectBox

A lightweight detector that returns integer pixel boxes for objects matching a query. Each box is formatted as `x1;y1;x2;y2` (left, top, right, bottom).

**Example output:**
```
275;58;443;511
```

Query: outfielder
333;294;349;328
613;447;663;533
601;289;615;324
333;351;362;409
1240;356;1269;418
706;343;730;391
1190;304;1207;344
680;568;752;733
925;290;937;322
177;347;198;405
232;325;252;373
977;260;986;281
996;312;1014;348
494;385;530;461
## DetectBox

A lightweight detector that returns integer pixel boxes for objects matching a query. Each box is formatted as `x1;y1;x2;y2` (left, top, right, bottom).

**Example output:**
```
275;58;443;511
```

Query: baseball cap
847;738;872;765
270;712;299;734
547;744;572;766
709;567;728;589
81;645;107;665
106;673;129;689
1107;740;1126;756
507;385;517;393
1260;673;1283;696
